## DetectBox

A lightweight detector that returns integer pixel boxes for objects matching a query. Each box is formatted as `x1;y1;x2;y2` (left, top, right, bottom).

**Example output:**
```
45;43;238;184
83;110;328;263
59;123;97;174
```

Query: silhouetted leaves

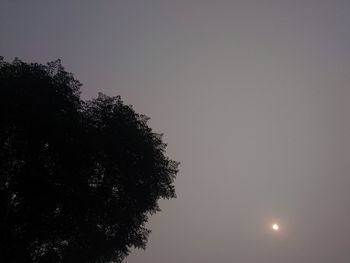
0;58;178;262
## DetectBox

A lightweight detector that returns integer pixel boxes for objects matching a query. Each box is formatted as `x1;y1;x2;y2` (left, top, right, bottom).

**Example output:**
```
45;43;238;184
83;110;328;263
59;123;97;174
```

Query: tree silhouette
0;57;179;262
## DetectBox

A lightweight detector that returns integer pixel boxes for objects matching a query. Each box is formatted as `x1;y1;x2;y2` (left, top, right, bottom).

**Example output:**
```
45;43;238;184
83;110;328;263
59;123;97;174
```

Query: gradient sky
1;1;350;262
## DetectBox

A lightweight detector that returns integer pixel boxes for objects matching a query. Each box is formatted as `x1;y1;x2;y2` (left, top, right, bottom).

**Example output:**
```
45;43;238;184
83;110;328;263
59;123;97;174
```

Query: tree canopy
0;57;179;262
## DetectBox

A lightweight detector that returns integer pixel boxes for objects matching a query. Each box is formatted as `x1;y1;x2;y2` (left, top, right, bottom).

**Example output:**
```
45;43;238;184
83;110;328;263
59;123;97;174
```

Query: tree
0;57;179;263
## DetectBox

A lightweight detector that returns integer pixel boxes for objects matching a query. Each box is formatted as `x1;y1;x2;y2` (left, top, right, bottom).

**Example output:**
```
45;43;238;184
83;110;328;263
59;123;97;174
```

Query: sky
1;1;350;262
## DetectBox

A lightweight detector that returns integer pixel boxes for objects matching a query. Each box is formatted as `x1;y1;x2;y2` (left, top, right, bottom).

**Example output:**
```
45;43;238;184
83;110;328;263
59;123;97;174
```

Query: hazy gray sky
1;1;350;262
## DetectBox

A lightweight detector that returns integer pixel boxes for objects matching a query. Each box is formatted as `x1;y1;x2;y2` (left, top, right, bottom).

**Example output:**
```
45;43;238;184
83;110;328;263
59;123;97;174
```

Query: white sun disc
272;224;279;230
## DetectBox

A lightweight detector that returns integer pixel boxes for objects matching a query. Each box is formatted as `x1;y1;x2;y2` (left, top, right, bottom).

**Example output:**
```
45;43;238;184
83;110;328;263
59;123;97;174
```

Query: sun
272;224;279;231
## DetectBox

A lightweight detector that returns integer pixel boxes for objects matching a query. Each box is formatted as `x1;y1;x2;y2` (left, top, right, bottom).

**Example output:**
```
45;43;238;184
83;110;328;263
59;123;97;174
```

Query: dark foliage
0;57;178;262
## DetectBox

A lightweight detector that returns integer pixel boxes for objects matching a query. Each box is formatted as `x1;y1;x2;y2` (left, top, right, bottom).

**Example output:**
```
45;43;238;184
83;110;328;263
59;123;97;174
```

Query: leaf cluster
0;57;178;262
